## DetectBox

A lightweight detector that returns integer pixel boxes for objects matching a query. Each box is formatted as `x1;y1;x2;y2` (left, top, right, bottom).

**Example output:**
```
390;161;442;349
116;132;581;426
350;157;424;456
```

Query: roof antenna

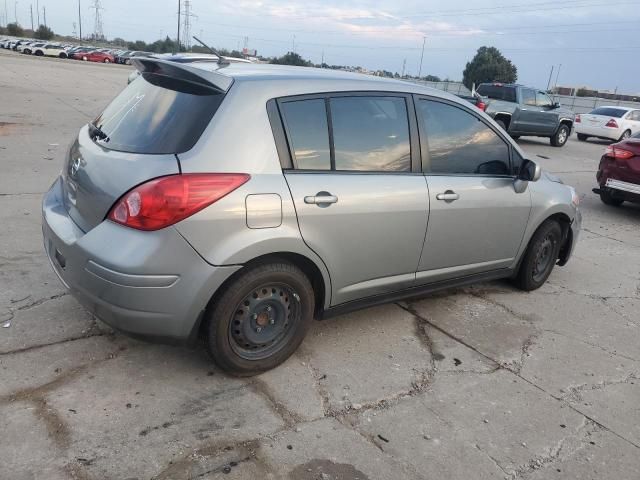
192;35;229;66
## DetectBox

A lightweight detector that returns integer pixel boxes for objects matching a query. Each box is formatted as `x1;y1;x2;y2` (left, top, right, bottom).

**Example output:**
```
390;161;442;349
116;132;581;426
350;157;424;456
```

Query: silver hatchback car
42;59;581;375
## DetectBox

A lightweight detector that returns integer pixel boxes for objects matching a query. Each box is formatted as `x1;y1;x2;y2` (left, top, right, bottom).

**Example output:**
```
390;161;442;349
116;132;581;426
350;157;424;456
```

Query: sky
6;0;640;93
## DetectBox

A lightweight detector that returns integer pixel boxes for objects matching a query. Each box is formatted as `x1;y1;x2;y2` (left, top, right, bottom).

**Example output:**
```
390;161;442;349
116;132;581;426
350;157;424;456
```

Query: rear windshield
92;73;224;154
476;84;517;103
590;107;627;118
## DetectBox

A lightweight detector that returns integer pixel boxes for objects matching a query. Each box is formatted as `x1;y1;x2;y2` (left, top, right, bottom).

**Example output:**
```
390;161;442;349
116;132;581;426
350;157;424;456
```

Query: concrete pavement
0;50;638;480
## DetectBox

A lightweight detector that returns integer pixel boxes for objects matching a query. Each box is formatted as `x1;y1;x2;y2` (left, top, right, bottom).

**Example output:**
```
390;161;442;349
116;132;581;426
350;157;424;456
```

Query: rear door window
418;99;511;176
329;96;410;172
92;73;224;154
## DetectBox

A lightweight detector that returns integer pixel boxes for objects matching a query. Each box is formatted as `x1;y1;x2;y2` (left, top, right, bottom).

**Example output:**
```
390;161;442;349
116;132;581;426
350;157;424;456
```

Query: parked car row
0;37;154;64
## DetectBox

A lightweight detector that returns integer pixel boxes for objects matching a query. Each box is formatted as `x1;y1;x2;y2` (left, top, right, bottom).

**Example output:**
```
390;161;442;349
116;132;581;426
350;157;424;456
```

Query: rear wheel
35;50;43;56
619;130;631;141
600;190;624;206
514;220;563;291
495;119;507;131
103;58;110;63
577;133;589;141
551;124;570;147
206;261;315;376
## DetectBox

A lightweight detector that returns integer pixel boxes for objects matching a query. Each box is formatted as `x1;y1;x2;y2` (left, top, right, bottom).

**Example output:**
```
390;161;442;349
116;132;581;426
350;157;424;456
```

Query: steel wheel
229;283;301;361
531;233;556;283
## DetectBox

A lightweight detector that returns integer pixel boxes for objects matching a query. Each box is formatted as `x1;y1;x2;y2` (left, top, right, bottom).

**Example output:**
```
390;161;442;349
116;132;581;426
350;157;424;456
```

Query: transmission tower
181;0;196;50
90;0;104;40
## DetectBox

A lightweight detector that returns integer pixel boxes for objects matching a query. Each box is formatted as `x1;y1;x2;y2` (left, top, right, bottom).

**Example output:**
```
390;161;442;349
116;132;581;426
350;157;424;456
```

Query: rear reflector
476;101;488;111
605;119;619;128
108;173;250;231
604;145;634;160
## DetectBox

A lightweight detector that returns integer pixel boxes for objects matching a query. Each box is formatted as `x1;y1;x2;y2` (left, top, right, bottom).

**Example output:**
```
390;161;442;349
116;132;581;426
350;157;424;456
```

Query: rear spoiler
132;57;234;93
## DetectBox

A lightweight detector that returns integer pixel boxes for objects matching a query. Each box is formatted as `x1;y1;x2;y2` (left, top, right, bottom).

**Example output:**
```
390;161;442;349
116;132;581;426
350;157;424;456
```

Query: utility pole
546;65;554;91
176;0;181;51
29;3;32;30
42;5;45;26
292;34;295;53
35;0;38;25
321;50;324;67
14;0;17;24
4;1;7;27
401;58;406;77
78;0;82;40
418;36;426;78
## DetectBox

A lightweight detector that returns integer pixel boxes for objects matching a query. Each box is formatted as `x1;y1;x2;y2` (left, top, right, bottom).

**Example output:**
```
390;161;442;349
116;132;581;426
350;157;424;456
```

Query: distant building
552;85;639;102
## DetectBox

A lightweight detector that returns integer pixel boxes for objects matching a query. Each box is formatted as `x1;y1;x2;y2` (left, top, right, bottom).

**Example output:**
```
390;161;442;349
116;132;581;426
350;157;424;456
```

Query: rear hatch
61;61;228;232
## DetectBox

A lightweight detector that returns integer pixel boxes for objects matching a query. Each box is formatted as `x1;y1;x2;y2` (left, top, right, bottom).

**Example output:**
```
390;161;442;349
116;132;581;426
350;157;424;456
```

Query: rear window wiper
88;122;109;142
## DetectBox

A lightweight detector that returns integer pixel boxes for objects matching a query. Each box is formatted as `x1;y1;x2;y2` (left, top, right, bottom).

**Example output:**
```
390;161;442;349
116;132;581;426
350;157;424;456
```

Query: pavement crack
0;330;108;356
15;292;68;311
562;373;639;403
474;443;511;477
250;378;302;429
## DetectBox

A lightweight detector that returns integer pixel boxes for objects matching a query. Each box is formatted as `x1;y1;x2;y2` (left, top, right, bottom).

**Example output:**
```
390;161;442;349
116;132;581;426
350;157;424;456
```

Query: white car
20;42;45;54
33;44;69;58
575;106;640;142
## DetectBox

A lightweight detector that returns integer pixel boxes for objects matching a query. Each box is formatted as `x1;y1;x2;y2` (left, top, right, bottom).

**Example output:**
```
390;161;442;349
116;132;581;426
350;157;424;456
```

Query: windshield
590;107;627;118
91;73;225;154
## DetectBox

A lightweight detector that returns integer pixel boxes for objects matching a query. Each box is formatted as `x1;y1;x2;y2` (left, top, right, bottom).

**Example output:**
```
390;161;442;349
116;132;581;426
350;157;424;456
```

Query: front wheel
619;130;631;141
514;220;563;291
104;58;110;63
206;261;315;376
551;124;570;147
600;190;624;206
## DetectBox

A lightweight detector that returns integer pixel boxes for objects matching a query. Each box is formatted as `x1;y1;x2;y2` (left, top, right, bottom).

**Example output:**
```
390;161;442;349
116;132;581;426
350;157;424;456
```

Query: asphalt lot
1;49;639;480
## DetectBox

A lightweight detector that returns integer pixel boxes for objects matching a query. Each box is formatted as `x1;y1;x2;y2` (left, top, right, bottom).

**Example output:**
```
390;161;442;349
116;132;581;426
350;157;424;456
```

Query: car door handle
304;192;338;205
436;191;460;202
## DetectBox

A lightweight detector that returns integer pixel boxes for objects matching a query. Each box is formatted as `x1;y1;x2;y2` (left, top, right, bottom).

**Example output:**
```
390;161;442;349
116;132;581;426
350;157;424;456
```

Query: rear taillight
605;119;619;128
604;145;634;160
108;173;250;231
476;101;487;111
575;114;581;123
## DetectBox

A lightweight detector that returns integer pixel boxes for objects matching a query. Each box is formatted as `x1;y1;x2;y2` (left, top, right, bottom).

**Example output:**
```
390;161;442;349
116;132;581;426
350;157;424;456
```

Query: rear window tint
476;85;516;103
590;107;627;118
92;73;224;154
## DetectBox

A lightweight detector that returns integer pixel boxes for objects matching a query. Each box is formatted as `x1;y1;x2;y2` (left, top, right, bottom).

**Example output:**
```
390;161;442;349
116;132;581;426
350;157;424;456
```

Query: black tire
35;50;43;56
511;135;520;140
550;124;570;147
600;190;624;206
495;119;507;131
577;133;588;141
514;220;563;291
206;261;315;376
619;130;631;141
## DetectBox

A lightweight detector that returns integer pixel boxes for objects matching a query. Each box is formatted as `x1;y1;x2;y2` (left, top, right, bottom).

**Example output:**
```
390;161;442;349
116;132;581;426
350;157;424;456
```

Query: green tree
422;74;441;82
7;22;23;37
270;52;311;66
462;46;517;90
35;24;54;40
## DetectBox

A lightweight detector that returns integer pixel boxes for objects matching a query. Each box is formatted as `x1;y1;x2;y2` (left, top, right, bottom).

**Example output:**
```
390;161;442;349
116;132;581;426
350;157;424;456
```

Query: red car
74;50;115;63
593;131;640;206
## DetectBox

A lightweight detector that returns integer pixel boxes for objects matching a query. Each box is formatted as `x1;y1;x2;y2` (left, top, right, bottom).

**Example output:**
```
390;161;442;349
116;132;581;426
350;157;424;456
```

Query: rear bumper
42;176;241;342
575;124;620;140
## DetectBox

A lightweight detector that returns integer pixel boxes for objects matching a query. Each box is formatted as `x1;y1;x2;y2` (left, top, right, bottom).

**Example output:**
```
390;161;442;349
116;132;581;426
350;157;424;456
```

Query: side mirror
518;159;542;182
